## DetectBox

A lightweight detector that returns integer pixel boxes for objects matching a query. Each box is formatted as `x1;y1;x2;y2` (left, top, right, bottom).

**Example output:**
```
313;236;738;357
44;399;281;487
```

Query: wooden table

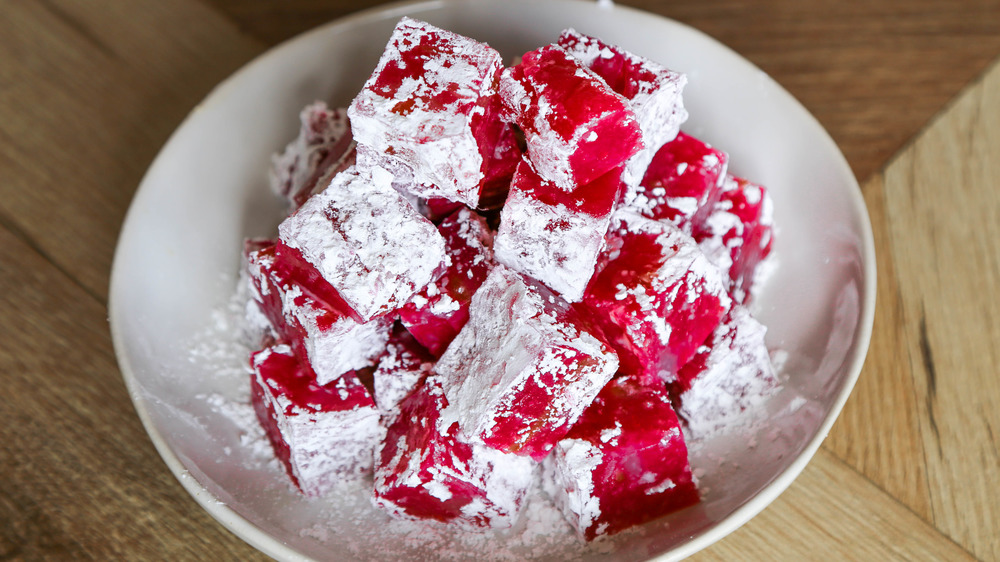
2;0;998;559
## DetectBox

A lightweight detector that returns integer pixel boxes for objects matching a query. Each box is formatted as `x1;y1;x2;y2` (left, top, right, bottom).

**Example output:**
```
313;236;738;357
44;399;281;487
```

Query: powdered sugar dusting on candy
584;210;730;385
499;44;642;189
436;265;618;460
494;159;623;302
350;18;513;207
558;29;688;193
278;165;447;321
176;17;797;557
250;344;383;496
270;102;356;210
675;306;781;437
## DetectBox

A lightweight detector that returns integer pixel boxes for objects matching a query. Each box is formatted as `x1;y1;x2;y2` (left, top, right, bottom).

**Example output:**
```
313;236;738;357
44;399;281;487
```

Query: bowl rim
108;0;877;559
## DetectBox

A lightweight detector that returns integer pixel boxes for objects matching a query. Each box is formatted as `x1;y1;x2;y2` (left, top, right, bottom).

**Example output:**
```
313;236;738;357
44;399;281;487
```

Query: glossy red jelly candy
398;208;495;356
436;265;619;461
557;29;688;190
278;165;448;322
694;174;775;303
250;343;382;497
584;211;730;385
674;305;779;435
499;44;642;188
494;158;625;302
349;17;518;208
244;239;390;385
373;373;535;529
543;375;699;540
631;131;729;230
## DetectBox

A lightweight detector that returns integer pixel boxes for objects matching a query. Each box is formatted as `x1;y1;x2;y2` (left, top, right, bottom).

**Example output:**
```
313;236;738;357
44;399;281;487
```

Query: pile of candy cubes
243;17;779;541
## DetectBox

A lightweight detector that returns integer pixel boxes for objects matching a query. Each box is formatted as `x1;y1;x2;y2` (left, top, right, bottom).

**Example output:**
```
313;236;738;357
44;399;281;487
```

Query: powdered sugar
279;166;448;321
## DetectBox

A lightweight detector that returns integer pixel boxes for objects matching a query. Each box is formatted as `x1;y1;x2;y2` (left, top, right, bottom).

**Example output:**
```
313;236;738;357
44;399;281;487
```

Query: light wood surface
2;0;999;559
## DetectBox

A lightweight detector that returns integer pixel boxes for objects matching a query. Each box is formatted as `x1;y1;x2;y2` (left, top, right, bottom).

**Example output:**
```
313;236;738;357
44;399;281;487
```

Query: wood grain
881;55;1000;560
0;226;264;560
689;449;975;561
828;53;1000;561
0;0;263;300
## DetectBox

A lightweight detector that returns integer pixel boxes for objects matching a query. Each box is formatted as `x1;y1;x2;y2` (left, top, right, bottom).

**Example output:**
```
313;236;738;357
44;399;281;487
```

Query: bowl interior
109;1;875;560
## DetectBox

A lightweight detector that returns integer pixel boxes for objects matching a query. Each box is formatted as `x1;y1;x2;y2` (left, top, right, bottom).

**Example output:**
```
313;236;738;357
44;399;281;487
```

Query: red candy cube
436;265;619;460
630;131;729;230
543;375;699;540
584;211;730;385
558;29;688;189
349;17;518;208
250;343;382;497
674;305;779;435
373;324;435;416
494;158;625;302
270;101;357;211
398;208;495;356
694;174;775;303
499;44;642;188
278;166;448;321
373;373;535;529
245;239;390;385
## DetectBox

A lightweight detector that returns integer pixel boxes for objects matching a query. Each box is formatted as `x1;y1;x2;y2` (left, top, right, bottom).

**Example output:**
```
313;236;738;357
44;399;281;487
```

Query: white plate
109;0;876;559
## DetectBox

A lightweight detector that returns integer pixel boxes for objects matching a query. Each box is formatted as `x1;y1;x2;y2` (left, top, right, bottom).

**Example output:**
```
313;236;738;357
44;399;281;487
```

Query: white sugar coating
679;306;780;437
349;18;503;206
494;177;610;302
558;29;688;192
278;165;447;321
252;345;384;496
542;438;603;538
243;243;391;384
611;210;730;349
184;280;639;558
185;275;785;558
696;174;775;302
372;340;433;416
373;374;536;530
270;101;353;204
436;265;618;453
478;445;537;521
499;46;637;189
280;284;392;385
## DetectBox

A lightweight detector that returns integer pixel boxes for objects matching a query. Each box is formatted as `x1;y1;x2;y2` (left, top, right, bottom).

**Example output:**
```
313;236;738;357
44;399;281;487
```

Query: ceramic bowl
109;0;876;559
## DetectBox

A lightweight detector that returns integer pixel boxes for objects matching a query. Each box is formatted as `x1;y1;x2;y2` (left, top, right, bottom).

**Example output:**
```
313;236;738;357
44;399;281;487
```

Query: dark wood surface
2;0;998;559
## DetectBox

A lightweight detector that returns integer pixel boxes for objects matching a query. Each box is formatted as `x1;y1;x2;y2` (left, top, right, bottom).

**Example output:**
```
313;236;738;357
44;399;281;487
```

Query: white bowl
109;0;876;559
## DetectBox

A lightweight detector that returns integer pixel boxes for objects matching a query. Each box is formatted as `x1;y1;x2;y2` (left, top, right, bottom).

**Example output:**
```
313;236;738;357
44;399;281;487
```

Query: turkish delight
239;20;784;541
245;240;390;385
583;211;730;385
250;343;382;497
499;44;643;188
629;131;728;230
674;306;779;435
349;17;518;208
373;324;435;416
436;265;619;461
543;375;699;540
558;29;687;190
278;165;448;321
494;158;625;302
694;174;775;303
270;102;357;211
398;208;495;356
373;373;535;529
